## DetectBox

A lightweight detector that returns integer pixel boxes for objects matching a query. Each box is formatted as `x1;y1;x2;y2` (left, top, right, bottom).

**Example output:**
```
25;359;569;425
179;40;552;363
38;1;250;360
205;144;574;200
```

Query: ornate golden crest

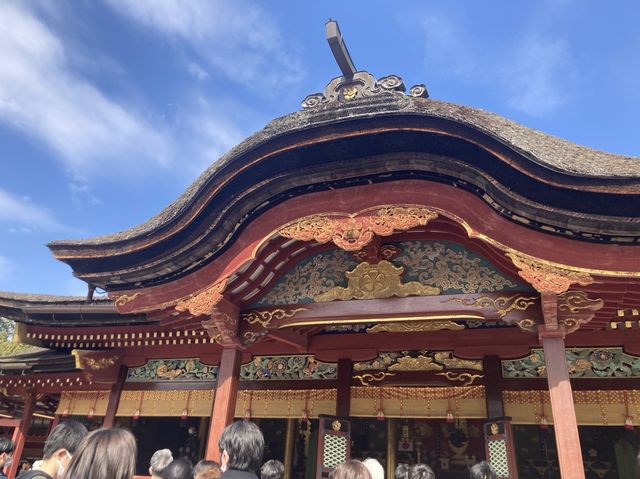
315;260;440;302
506;252;593;294
448;294;537;318
332;420;342;431
490;423;499;435
366;320;464;333
342;86;358;100
113;292;142;307
278;206;438;251
175;279;228;316
388;355;443;371
241;308;307;328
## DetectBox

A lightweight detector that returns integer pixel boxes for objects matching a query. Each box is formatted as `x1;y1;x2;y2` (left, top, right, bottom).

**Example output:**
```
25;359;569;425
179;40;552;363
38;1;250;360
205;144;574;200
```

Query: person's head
149;449;174;477
394;464;410;479
43;420;89;473
260;460;284;479
469;461;497;479
0;438;15;469
362;459;383;479
194;460;222;479
409;464;434;479
329;460;372;479
218;421;264;473
64;427;136;479
159;458;193;479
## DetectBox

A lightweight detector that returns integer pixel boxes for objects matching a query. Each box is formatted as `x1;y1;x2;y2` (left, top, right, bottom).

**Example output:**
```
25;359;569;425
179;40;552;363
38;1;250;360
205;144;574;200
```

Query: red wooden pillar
539;328;584;479
8;395;34;479
205;348;242;462
336;358;352;417
103;366;128;428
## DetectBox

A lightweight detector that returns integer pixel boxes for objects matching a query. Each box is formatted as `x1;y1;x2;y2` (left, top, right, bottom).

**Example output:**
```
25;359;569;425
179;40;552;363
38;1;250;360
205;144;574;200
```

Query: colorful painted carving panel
502;348;640;378
126;358;218;382
240;355;338;380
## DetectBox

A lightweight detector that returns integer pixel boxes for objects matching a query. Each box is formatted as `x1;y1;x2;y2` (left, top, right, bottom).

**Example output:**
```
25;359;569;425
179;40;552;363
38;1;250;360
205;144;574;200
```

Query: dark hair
0;438;15;454
410;464;435;479
260;460;284;479
469;461;497;479
194;460;222;479
218;421;264;473
329;460;372;479
160;458;193;479
64;428;136;479
43;420;88;459
394;464;410;479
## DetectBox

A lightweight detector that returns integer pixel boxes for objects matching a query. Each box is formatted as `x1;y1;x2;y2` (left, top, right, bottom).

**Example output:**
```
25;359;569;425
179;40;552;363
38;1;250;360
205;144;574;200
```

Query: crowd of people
0;420;498;479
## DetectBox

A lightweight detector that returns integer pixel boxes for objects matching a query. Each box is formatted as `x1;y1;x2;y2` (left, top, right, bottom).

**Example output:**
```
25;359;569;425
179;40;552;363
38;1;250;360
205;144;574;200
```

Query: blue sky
0;1;639;296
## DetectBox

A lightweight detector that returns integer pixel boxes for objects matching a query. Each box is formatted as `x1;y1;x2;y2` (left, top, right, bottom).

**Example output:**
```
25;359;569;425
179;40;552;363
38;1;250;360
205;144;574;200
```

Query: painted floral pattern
126;358;218;382
240;355;337;380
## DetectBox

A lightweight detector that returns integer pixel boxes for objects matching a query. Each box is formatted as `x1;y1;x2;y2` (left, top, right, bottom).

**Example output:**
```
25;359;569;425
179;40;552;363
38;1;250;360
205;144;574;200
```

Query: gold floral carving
113;292;142;307
366;320;464;333
433;352;483;371
175;279;228;316
388;355;444;371
513;318;538;333
353;372;396;386
243;331;268;346
506;252;594;294
278;206;438;251
448;294;537;319
315;260;440;302
72;351;119;371
557;291;603;333
436;371;483;386
241;308;307;328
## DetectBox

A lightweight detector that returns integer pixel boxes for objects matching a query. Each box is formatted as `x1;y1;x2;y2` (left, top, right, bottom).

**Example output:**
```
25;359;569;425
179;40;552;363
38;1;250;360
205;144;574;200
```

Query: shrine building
1;21;640;479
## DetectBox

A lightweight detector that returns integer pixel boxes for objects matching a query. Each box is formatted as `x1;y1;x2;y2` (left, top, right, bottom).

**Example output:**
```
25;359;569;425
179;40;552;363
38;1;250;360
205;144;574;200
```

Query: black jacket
220;468;259;479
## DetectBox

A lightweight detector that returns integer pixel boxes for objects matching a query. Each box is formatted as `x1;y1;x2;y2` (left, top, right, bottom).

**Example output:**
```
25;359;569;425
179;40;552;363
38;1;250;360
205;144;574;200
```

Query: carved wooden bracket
71;349;124;384
175;278;229;316
506;252;594;294
201;298;241;348
535;290;603;338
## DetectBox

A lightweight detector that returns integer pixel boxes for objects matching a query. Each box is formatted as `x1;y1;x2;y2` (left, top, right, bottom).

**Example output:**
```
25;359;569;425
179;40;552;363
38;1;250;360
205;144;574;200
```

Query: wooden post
205;348;242;462
283;418;295;479
103;365;127;428
8;395;34;479
336;358;352;417
539;329;584;479
483;355;505;418
386;418;396;479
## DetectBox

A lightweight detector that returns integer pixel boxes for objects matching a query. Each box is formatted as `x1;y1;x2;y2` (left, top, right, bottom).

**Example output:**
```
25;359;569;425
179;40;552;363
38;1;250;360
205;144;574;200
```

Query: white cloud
188;62;210;81
103;0;303;90
0;188;66;232
504;35;574;117
0;3;170;177
419;14;575;117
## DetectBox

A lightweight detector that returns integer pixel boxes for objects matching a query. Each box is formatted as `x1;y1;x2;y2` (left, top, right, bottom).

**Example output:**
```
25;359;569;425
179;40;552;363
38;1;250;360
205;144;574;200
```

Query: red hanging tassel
446;410;454;423
625;416;634;430
539;416;549;430
61;408;69;418
87;408;95;420
376;409;385;421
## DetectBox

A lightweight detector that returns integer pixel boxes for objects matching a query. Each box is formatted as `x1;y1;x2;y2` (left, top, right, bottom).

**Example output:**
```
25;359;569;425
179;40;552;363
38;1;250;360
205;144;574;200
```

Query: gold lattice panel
322;434;348;469
487;439;510;478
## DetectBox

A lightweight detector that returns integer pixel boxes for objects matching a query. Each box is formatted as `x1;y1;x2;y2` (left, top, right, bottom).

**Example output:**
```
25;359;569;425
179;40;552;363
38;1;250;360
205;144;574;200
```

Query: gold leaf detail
315;260;440;302
436;371;483;386
432;352;483;371
278;206;438;252
241;308;307;328
506;252;593;294
514;318;537;333
388;355;444;371
366;321;464;333
353;372;396;386
113;292;142;307
175;279;228;316
448;294;537;318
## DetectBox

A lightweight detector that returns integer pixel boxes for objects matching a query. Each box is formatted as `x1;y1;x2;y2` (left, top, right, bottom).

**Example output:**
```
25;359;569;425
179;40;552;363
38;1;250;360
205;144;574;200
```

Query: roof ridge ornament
301;20;428;109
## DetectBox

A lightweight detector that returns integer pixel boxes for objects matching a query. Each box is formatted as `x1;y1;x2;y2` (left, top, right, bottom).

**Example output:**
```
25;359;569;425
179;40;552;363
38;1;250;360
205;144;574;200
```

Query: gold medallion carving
448;294;537;318
366;321;464;333
506;252;594;294
315;260;440;302
332;420;342;431
432;352;483;371
278;206;438;251
388;355;443;371
241;308;307;328
175;279;228;316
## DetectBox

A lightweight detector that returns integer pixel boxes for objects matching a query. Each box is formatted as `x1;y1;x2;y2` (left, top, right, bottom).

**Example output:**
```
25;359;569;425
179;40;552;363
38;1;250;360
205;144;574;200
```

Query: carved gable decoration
126;358;218;382
254;240;527;306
